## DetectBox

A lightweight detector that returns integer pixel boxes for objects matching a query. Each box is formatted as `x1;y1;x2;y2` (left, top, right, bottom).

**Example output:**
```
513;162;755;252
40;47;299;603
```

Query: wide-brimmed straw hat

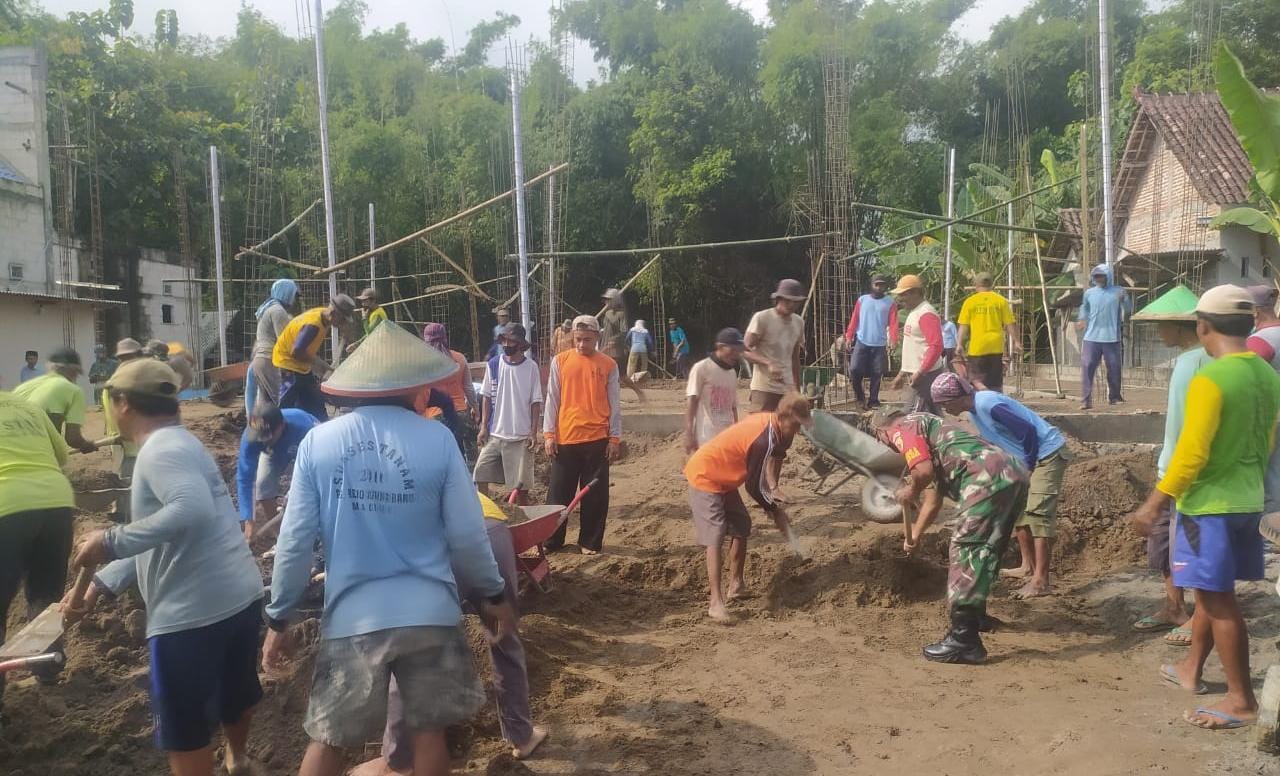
323;322;459;398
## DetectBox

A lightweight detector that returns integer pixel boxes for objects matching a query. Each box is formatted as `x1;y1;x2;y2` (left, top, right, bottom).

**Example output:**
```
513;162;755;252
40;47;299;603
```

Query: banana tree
1209;43;1280;239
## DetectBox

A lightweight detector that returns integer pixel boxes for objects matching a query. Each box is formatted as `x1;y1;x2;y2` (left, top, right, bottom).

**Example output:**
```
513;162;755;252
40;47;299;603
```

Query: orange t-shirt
422;350;471;412
684;413;787;494
548;349;617;444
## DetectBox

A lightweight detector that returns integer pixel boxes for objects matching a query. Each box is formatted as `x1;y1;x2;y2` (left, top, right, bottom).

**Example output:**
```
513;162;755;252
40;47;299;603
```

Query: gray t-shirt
96;425;264;637
252;304;294;361
746;308;805;394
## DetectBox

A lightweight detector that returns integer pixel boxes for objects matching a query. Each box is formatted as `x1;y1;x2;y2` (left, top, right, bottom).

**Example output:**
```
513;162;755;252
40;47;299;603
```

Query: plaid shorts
304;625;485;748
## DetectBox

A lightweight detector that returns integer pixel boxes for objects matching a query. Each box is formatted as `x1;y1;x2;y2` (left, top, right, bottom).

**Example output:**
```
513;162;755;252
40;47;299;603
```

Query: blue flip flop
1160;664;1207;695
1184;708;1252;730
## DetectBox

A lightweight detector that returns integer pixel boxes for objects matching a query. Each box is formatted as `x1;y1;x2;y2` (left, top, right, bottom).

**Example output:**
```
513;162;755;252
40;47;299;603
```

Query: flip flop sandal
1165;625;1193;646
1184;708;1252;730
1132;615;1176;632
1160;664;1208;695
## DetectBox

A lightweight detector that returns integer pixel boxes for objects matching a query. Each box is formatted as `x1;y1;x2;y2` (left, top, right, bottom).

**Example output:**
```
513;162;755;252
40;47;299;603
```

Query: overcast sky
37;0;1032;79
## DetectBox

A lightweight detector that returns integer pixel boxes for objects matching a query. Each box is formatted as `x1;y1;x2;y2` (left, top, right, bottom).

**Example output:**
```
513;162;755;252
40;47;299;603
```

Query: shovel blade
0;605;65;660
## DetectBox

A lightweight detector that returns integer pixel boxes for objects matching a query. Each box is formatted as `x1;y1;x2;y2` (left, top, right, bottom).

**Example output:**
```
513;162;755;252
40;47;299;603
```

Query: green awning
1133;284;1198;321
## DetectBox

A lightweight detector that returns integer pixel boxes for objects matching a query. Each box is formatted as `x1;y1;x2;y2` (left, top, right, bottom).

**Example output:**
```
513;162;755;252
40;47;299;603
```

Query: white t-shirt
486;355;543;440
686;357;739;445
746;308;805;394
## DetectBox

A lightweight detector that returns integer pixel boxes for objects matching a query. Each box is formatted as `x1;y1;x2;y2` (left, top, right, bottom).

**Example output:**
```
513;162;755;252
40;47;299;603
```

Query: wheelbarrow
508;479;597;594
801;409;906;523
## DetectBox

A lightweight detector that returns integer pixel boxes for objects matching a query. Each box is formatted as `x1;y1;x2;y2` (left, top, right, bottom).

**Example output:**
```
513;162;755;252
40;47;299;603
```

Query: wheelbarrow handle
564;478;599;517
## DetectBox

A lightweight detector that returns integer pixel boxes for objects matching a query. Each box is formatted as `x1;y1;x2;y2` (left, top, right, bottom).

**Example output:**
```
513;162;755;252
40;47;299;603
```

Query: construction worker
668;318;691;379
744;279;806;412
601;287;646;402
235;404;319;540
544;315;622;554
14;347;97;453
475;323;542;503
272;294;356;421
262;323;514;776
357;287;388;335
100;338;148;522
956;271;1020;392
248;278;300;414
146;340;194;391
684;327;744;453
552;318;573;355
626;319;655;381
1245;284;1280;540
931;372;1070;599
0;387;76;710
88;343;118;407
1129;285;1280;731
876;407;1029;664
422;322;480;462
65;358;265;776
843;274;898;409
684;393;809;621
1076;264;1132;409
19;349;42;383
888;274;946;414
488;307;512;359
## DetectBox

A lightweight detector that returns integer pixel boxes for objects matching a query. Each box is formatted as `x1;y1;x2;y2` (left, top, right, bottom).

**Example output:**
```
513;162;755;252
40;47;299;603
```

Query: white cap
1195;284;1255;316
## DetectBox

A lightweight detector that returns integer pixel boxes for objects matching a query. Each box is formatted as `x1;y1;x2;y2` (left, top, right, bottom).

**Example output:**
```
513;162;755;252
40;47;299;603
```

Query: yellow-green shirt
957;291;1015;357
0;390;74;518
102;388;140;456
13;371;86;429
364;306;388;335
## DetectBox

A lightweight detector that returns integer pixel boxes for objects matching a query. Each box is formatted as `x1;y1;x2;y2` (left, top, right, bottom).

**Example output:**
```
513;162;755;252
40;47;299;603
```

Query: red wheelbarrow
508;479;597;594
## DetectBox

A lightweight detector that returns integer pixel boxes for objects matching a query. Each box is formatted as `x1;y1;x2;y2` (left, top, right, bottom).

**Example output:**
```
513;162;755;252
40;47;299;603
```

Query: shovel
0;567;94;663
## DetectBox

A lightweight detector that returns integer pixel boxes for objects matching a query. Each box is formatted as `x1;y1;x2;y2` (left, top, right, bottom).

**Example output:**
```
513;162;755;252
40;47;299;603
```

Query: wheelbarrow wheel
861;475;902;524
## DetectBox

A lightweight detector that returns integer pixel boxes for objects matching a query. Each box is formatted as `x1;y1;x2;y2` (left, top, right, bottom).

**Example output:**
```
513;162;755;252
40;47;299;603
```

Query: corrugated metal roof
0;157;28;184
0;288;128;306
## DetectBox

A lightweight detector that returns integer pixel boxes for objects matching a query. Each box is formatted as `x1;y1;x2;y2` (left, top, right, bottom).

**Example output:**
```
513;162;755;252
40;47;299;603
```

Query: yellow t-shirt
101;388;140;456
0;390;74;518
477;492;508;522
957;291;1015;356
273;307;329;374
13;371;86;429
364;306;388;335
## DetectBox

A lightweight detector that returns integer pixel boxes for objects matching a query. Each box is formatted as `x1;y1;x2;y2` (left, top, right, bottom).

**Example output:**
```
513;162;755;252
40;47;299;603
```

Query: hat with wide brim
322;322;459;398
1132;284;1200;321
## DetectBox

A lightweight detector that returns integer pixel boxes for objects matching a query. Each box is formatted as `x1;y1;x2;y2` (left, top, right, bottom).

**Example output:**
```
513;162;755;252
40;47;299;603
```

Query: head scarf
630;320;649;333
422;322;449;354
930;372;975;404
256;278;300;320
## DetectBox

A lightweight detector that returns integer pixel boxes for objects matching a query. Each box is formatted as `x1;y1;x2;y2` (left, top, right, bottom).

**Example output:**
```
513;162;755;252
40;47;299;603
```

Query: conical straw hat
1132;284;1199;321
322;322;459;398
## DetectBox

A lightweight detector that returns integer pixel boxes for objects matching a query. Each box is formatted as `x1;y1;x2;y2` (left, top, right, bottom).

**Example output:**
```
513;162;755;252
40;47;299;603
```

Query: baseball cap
973;271;994;288
106;358;180;399
771;279;806;301
331;293;357;315
871;274;890;285
715;327;745;347
1246;284;1278;307
1196;284;1255;316
48;347;81;366
572;314;601;332
115;338;144;357
356;287;378;302
248;404;284;443
890;275;923;295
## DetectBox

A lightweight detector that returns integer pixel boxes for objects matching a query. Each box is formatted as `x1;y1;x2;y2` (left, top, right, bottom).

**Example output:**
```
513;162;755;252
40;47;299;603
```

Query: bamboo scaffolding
234;198;324;260
850;202;1082;240
497;262;546;310
594;254;663;318
388;275;513;315
317;162;570;277
235;246;323;272
165;271;451;285
519;233;835;260
419;238;493;301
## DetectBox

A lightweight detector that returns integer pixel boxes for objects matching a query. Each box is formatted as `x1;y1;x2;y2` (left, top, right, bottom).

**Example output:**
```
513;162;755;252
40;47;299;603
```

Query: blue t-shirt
628;329;654;353
669;327;690;357
265;405;504;639
971;390;1065;469
234;408;319;521
1078;285;1132;343
854;295;895;347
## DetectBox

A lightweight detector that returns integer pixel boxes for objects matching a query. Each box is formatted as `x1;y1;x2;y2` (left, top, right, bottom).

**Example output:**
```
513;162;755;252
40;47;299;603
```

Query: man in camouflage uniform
876;408;1029;664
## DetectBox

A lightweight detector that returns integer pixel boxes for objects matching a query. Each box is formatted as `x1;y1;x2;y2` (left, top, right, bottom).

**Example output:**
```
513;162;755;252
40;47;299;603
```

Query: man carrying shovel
683;392;812;621
875;407;1029;664
63;358;266;775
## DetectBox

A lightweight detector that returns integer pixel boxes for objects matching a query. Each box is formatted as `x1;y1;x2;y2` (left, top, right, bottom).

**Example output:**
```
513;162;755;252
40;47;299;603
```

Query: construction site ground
3;383;1279;775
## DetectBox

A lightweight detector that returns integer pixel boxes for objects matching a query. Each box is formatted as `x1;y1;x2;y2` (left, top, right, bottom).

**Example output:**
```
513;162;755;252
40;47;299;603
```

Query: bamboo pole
235;198;323;260
1079;122;1092;268
594;253;663;318
850;202;1082;240
388;275;513;314
419;238;493;301
520;232;836;260
1022;167;1064;397
498;262;546;310
234;246;324;272
318;162;570;277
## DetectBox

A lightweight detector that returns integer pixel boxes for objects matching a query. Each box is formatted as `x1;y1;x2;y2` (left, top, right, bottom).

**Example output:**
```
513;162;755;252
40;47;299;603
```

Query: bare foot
1184;700;1257;730
1011;579;1052;599
223;751;262;776
346;757;405;776
580;547;599;556
512;726;549;760
999;566;1031;579
708;602;731;622
726;583;750;601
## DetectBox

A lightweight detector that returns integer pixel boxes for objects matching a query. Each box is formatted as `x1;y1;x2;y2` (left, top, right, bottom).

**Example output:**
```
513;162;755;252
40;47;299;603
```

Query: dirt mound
1053;450;1155;574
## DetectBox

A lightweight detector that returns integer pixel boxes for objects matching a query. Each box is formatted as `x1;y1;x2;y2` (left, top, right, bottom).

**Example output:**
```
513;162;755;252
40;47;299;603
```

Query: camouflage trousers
947;482;1030;608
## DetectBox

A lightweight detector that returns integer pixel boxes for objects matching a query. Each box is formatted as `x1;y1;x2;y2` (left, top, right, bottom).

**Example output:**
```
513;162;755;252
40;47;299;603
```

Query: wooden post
1079;122;1092;269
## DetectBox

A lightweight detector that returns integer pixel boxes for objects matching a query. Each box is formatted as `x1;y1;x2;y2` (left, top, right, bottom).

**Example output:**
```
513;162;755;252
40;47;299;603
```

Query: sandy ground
3;391;1279;775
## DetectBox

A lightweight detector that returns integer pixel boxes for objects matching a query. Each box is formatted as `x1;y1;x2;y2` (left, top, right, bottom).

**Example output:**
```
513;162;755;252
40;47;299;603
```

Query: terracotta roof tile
1128;90;1253;205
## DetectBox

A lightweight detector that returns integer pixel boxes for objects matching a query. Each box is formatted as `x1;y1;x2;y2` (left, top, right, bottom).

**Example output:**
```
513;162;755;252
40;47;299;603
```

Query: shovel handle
67;566;94;612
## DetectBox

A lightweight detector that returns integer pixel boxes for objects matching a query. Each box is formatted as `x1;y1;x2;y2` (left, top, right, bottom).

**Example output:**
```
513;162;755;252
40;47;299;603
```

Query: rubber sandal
1160;664;1207;695
1164;624;1192;646
1184;708;1252;730
1132;614;1175;632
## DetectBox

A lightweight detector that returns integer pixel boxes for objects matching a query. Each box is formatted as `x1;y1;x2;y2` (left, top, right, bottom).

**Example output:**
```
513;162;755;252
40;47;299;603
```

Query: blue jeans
849;343;886;406
1080;340;1122;406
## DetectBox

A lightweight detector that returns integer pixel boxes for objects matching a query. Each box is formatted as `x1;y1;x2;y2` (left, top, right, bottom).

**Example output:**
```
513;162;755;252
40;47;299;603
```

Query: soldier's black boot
923;605;987;665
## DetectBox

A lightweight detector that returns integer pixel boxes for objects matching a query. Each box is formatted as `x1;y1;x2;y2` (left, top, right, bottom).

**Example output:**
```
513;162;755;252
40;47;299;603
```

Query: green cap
1132;285;1200;322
